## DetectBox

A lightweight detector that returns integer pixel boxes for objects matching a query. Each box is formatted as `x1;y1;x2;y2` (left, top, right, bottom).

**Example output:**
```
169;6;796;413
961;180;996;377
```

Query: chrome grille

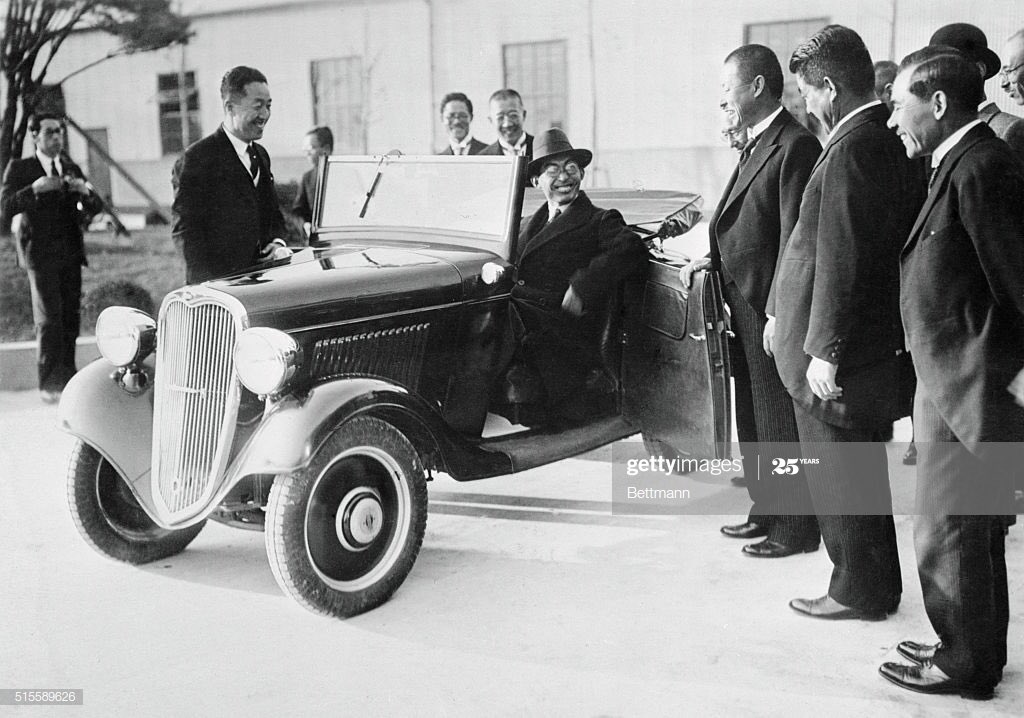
309;323;430;390
152;288;246;520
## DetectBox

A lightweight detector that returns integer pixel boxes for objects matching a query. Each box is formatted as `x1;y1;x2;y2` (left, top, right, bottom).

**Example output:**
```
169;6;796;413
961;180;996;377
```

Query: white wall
28;0;1024;211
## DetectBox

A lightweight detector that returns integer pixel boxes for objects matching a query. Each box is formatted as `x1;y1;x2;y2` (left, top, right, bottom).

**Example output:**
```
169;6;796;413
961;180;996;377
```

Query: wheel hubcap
336;488;384;551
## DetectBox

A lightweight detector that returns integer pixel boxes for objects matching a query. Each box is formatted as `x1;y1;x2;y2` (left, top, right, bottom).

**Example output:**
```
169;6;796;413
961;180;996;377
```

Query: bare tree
0;0;190;177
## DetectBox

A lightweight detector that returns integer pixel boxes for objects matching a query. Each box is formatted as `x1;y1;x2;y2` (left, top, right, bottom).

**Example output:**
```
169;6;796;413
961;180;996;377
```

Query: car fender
226;377;446;480
58;357;154;490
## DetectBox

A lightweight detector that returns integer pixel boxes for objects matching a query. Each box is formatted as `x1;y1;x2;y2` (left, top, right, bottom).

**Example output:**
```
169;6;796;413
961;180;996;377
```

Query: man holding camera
1;113;102;403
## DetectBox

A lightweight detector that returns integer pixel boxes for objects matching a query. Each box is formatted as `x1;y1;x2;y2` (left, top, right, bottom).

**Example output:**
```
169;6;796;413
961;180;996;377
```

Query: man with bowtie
172;65;289;284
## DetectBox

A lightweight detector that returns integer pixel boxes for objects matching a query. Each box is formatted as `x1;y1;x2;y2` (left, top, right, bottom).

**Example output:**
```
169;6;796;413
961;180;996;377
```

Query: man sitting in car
502;128;649;426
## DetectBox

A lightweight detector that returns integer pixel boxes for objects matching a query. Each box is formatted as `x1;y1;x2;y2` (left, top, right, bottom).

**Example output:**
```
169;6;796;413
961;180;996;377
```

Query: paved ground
1;389;1021;717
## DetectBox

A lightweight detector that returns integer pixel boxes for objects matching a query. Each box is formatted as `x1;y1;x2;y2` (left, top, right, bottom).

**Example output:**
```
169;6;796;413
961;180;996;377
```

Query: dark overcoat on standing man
900;121;1024;690
172;126;287;284
710;108;821;542
768;103;925;613
510;190;648;421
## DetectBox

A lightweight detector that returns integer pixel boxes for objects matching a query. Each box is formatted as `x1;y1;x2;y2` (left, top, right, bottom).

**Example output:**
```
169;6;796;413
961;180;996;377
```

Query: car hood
203;241;499;330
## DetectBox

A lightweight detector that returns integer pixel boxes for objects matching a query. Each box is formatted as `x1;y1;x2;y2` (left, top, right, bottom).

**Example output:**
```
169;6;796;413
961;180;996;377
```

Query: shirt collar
498;132;527;155
449;135;476;153
932;119;984;168
548;198;575;222
223;123;259;182
749;106;783;140
828;99;882;141
35;150;61;175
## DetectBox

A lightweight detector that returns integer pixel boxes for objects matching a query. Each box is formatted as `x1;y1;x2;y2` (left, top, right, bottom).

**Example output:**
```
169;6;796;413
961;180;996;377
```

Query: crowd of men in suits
682;22;1024;701
4;15;1023;703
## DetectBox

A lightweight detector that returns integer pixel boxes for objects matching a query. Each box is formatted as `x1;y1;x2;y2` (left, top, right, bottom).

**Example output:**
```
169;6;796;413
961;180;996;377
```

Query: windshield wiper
359;149;401;218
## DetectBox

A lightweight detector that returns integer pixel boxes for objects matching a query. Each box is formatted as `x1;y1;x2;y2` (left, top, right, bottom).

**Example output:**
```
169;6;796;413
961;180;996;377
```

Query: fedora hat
527;128;592;179
929;23;1000;80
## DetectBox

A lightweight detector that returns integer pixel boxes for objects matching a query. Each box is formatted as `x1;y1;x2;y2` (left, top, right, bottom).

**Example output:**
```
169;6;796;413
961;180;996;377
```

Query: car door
620;256;732;460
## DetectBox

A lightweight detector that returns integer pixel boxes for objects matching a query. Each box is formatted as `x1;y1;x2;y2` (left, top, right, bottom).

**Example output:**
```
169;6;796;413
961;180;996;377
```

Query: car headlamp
233;327;300;396
95;307;157;367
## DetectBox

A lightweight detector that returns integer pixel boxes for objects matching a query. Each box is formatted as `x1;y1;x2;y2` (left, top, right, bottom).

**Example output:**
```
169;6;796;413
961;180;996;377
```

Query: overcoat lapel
903;124;989;254
520;191;594;260
723;118;783;210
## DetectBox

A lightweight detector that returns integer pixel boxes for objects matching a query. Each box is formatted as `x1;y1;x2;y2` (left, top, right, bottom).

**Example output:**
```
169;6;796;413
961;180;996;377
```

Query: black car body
59;154;730;618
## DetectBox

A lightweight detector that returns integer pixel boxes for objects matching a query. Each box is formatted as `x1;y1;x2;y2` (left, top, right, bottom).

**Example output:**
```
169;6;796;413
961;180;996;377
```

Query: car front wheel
264;416;427;618
67;440;205;563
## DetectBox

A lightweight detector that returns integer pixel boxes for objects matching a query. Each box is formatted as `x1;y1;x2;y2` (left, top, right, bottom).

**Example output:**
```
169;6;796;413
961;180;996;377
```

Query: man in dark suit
506;128;647;425
479;89;534;161
767;25;925;620
292;125;332;234
931;23;1024;164
879;46;1024;700
437;92;487;156
1;113;103;403
172;66;289;285
683;44;821;557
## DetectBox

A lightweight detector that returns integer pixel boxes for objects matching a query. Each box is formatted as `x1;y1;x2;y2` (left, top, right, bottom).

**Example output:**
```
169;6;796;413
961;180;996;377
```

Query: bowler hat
929;23;1000;80
527;128;592;178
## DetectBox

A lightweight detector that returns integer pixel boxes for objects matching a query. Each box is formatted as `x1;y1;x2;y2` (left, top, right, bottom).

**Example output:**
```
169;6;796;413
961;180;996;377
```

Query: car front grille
152;288;246;521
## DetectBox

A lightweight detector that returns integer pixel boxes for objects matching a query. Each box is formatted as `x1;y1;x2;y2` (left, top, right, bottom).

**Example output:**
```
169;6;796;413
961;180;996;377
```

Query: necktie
548;208;561;224
739;135;759;167
927;164;940;192
47;160;56;177
246;144;259;180
458;145;466;156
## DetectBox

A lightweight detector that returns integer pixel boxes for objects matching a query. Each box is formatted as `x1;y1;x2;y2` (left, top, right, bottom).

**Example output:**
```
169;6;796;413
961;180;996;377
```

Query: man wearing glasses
502;128;647;426
480;88;534;162
1000;29;1024;108
437;92;487;156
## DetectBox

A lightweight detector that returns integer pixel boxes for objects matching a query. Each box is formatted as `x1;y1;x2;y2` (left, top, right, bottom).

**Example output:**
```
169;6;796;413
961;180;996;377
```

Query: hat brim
979;46;1000;80
527;148;593;179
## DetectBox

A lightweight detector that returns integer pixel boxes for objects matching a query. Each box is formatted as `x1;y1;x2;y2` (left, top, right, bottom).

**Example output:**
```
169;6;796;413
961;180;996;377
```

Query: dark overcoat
768;104;925;429
172;126;287;284
511;190;648;413
900;122;1024;454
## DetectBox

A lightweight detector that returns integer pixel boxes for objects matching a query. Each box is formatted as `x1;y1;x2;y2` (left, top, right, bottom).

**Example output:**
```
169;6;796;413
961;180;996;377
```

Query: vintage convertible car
59;153;730;619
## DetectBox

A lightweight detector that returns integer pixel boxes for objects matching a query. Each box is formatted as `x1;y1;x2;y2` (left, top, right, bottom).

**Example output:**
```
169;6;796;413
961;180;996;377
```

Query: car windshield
318;155;522;242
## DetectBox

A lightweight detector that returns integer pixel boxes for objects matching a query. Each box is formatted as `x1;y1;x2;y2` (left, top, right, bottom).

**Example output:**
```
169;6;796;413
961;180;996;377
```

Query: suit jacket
710;109;821;313
438;137;488;155
291;166;317;223
768;104;926;428
1;154;102;270
900;122;1024;452
977;102;1024;164
479;133;534;162
172;126;287;284
511;190;648;388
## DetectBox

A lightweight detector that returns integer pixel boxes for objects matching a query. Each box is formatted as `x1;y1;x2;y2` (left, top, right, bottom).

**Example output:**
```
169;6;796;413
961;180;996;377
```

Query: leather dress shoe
720;521;767;539
896;640;939;665
742;538;819;558
879;662;993;700
789;595;891;621
902;443;917;465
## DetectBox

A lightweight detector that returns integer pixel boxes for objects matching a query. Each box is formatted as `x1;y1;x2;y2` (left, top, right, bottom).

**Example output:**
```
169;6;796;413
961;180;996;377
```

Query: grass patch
0;226;185;342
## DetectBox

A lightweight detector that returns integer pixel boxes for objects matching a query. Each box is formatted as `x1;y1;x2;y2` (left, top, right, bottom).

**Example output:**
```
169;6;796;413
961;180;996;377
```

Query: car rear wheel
67;440;205;564
265;416;427;618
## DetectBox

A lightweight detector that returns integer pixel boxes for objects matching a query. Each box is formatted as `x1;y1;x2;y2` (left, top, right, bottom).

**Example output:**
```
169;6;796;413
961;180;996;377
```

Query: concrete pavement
0;388;1021;717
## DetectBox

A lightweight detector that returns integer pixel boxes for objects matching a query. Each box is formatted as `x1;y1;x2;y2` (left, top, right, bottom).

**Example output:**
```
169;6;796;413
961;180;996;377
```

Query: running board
477;415;637;474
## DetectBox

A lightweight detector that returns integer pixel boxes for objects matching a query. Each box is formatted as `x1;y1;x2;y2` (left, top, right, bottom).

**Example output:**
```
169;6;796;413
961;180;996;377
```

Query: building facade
31;0;1024;213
